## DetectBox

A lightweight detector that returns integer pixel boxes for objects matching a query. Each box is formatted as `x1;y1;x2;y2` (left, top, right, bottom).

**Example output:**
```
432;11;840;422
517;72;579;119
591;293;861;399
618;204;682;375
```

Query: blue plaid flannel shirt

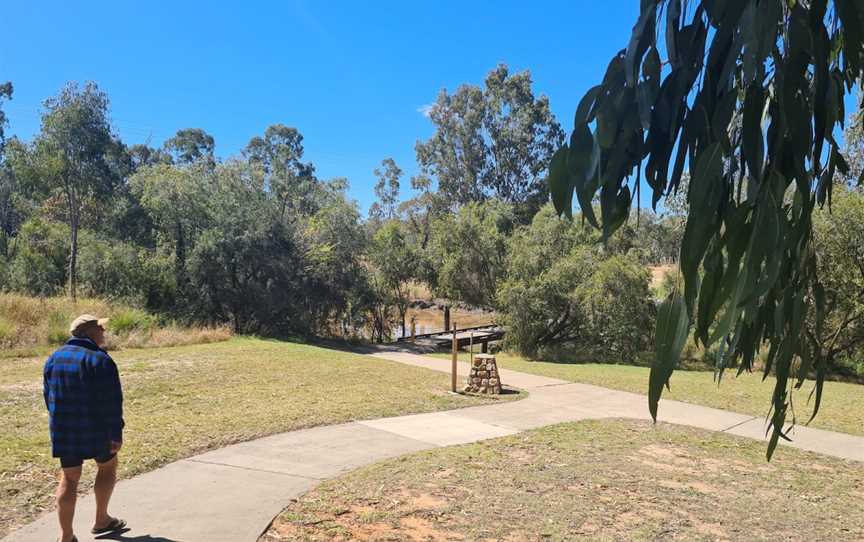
43;337;124;459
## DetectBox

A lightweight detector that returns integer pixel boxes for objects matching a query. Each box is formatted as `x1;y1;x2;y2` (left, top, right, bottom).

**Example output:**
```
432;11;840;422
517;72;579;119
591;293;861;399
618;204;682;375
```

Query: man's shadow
95;528;182;542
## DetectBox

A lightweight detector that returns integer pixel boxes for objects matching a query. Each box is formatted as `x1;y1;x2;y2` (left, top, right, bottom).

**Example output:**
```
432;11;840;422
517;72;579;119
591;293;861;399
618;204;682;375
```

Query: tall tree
549;1;864;458
845;103;864;184
499;205;654;360
429;200;515;308
369;221;418;338
188;160;310;334
369;158;402;221
12;82;122;299
811;186;864;377
163;128;215;164
128;143;170;171
416;64;565;217
0;81;12;153
400;174;442;251
129;162;212;300
0;82;16;254
301;177;371;335
243;124;316;218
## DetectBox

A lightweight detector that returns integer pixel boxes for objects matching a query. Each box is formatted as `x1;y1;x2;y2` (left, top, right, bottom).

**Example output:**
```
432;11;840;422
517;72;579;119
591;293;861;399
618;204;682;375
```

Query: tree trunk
175;220;186;295
67;187;79;301
280;192;288;222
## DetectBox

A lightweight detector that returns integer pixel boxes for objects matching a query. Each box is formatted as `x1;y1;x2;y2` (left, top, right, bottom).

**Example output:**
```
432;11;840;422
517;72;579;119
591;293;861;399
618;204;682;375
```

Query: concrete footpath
5;349;863;542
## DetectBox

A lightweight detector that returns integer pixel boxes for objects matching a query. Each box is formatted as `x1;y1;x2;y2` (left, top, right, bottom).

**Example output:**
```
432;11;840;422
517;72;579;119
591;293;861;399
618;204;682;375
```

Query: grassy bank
265;419;864;541
436;351;864;436
0;337;520;537
0;294;232;356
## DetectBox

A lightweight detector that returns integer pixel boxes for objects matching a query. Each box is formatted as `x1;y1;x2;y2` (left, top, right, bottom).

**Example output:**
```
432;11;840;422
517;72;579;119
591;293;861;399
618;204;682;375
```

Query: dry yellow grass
647;263;678;298
104;324;234;349
0;294;113;348
405;280;433;300
0;294;233;355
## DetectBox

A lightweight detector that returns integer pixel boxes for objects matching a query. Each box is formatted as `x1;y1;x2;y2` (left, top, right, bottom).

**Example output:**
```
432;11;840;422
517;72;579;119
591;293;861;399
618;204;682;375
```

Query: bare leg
57;466;81;542
93;455;118;529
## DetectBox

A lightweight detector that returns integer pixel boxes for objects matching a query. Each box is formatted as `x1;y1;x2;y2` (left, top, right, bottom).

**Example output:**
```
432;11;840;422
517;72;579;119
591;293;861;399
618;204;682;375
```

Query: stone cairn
464;353;502;394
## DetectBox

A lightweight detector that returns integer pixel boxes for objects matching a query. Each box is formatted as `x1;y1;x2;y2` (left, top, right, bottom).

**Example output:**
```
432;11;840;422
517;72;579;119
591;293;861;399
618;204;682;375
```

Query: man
43;315;127;542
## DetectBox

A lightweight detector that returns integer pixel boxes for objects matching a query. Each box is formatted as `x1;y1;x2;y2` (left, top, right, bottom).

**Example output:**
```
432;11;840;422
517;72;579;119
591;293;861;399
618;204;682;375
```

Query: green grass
45;311;69;345
0;337;521;537
265;418;864;541
435;351;864;436
107;307;155;335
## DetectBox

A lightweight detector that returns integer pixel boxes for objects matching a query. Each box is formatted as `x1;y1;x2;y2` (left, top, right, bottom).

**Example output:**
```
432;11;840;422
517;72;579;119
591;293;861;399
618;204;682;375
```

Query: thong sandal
91;517;127;534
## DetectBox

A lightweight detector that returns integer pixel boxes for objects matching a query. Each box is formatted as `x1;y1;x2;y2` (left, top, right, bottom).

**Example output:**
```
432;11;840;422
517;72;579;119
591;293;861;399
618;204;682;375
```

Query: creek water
391;307;495;339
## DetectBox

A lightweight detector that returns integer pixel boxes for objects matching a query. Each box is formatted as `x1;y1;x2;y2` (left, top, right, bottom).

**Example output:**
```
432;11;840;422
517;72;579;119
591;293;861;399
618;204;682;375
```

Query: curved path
4;349;862;542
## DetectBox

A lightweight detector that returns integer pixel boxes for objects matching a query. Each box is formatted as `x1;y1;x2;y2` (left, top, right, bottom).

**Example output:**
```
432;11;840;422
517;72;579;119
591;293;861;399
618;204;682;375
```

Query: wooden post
410;316;416;340
469;332;474;366
451;321;457;393
443;305;450;333
481;340;488;354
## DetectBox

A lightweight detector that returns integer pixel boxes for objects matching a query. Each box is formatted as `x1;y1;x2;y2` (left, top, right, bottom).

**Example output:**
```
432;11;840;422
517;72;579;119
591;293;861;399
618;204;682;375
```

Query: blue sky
0;1;643;212
2;1;856;214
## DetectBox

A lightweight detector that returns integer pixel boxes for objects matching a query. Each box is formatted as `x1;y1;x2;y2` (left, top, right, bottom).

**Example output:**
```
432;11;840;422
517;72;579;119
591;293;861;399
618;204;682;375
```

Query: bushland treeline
0;68;860;375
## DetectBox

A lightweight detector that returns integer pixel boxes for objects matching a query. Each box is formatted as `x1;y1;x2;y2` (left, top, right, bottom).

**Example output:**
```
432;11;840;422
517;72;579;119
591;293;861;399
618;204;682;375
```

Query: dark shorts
59;452;116;469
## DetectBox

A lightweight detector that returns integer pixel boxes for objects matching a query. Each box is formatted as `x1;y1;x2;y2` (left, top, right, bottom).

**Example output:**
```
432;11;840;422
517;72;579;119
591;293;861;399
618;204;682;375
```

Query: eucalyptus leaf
742;84;765;181
549;145;572;218
558;0;864;460
624;3;659;88
650;293;690;421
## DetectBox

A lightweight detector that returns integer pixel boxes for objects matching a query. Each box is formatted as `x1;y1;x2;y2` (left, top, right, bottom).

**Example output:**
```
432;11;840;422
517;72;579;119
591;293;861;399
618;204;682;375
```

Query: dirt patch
700;456;755;473
407;493;447;511
687;512;729;539
264;419;864;542
635;457;700;477
399;516;458;541
433;468;455;479
506;448;534;464
346;521;397;541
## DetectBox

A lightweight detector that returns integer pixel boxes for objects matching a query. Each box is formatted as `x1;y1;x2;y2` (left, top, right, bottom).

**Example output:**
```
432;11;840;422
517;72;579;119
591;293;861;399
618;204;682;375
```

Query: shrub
78;235;148;303
6;218;68;296
811;186;864;378
137;251;176;312
46;311;70;345
575;254;655;361
429;200;515;308
108;308;155;335
498;205;655;361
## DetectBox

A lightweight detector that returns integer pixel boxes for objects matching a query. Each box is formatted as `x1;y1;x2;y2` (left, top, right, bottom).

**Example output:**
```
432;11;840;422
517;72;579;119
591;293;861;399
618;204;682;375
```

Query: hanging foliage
550;0;864;458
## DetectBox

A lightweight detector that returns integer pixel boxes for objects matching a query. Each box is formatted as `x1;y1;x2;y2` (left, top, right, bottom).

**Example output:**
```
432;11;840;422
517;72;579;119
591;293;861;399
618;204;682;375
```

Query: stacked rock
464;353;502;394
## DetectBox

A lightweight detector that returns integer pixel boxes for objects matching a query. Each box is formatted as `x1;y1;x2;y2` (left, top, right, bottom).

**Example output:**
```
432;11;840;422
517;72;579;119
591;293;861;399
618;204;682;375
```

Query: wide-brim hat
69;314;110;337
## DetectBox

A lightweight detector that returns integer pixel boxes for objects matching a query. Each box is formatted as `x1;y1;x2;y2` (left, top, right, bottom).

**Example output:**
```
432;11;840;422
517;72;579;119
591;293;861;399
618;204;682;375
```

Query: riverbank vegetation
0;61;861;382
